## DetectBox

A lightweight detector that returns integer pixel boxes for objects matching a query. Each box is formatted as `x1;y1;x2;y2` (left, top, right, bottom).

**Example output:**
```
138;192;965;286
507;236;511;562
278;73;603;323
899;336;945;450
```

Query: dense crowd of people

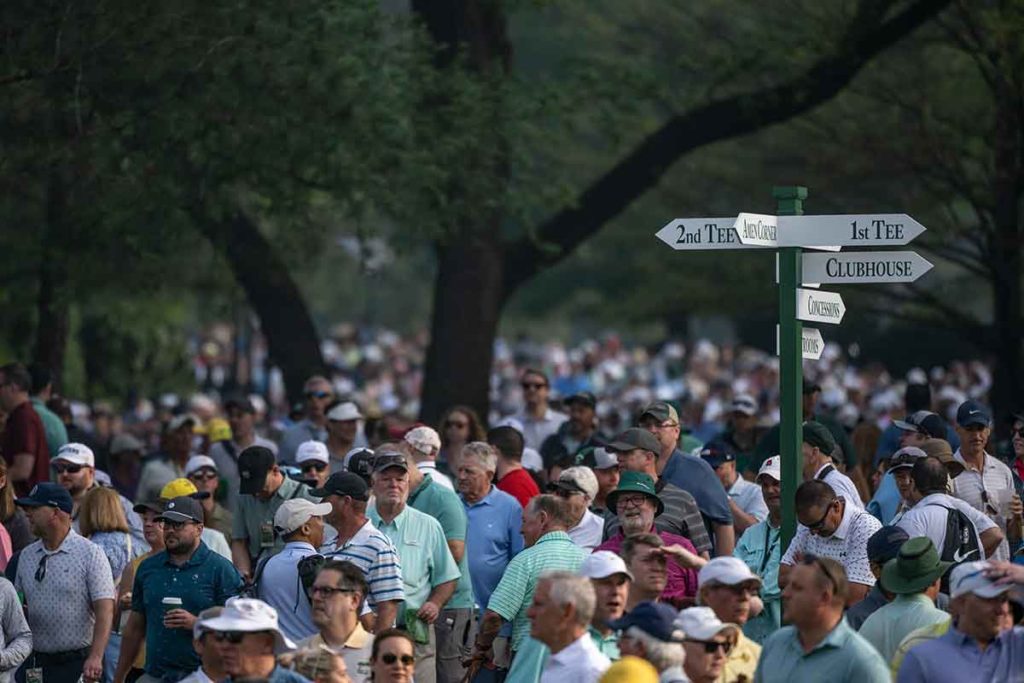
0;349;1021;682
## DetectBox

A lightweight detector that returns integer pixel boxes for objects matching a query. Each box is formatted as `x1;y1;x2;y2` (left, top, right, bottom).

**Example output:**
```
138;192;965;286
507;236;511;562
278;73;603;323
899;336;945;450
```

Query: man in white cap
589;447;620;517
549;466;604;551
295;441;331;489
54;442;148;551
325;401;363;472
896;560;1024;682
186;454;233;540
257;498;333;642
733;455;783;642
198;598;306;683
405;425;453;490
696;557;762;682
580;551;632;660
676;606;740;683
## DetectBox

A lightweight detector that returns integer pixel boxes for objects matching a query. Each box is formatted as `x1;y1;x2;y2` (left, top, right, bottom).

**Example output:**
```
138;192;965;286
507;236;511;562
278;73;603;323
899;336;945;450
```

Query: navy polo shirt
132;541;243;678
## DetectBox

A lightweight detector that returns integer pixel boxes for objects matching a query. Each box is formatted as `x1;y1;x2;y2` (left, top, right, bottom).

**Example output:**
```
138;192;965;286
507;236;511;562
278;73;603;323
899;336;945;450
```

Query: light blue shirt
867;472;902;524
257;540;319;642
897;624;1024;682
734;518;781;643
755;617;889;683
462;487;524;611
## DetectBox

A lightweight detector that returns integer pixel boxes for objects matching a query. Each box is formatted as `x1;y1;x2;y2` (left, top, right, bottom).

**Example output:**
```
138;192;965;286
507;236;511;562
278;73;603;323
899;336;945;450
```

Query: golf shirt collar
830;499;857;541
462;486;497;509
36;527;79;556
409;476;433;505
275;476;301;501
162;540;211;568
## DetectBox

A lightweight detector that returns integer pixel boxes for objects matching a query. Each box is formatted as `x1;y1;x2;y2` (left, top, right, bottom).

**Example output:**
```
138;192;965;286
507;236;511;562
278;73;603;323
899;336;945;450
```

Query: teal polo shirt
132;542;243;679
754;616;889;683
408;476;474;609
368;505;461;610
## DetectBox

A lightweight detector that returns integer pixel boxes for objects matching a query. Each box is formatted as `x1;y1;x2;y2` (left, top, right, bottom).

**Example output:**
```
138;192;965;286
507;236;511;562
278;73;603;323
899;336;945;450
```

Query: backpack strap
816;465;835;481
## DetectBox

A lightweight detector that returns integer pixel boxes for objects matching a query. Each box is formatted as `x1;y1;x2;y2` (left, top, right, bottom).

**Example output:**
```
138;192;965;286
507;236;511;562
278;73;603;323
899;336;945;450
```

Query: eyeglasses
309;585;358;598
641;420;678;431
521;382;547;390
305;391;332;400
301;462;328;472
163;520;196;531
446;420;468;429
212;631;247;644
380;653;415;666
189;471;218;481
1014;427;1024;438
54;464;84;474
800;554;842;595
804;501;836;532
616;495;648;509
35;554;50;582
685;639;733;655
552;488;583;499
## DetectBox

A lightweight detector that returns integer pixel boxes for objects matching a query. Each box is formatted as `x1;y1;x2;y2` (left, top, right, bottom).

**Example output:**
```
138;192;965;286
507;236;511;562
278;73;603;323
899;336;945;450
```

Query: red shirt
1;401;50;497
496;467;540;509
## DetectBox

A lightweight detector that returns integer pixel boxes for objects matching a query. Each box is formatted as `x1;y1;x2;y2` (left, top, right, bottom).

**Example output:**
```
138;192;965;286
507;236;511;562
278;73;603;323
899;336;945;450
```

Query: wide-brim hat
881;537;952;594
200;598;296;654
606;471;664;516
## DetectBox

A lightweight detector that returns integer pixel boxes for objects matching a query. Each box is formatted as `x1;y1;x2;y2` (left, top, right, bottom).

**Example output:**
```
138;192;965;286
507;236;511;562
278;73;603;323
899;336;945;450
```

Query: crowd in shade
0;335;1020;683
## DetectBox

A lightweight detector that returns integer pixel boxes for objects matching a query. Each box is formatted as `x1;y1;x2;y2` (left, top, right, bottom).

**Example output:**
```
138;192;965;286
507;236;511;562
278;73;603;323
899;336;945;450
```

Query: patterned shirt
781;501;881;586
952;450;1014;561
320;519;404;609
15;528;116;652
604;480;712;556
486;531;586;652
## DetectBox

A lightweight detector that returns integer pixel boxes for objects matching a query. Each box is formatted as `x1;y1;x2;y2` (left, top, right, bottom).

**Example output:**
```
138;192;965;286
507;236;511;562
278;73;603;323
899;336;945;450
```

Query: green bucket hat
880;536;952;595
606;471;664;517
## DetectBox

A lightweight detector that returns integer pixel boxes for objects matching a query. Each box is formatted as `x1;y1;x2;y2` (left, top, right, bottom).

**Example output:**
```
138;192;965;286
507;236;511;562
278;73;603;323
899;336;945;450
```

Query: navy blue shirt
132;542;243;678
660;449;733;525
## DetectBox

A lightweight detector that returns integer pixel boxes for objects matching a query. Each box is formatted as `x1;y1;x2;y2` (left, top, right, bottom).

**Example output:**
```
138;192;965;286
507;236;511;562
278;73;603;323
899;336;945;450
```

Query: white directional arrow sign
776;325;826;360
801;251;933;284
735;213;925;248
796;288;845;325
656;218;763;250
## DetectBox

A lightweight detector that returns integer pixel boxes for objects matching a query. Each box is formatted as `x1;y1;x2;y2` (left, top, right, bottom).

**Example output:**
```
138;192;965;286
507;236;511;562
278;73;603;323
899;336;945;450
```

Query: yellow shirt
720;632;761;683
298;624;373;682
889;616;951;678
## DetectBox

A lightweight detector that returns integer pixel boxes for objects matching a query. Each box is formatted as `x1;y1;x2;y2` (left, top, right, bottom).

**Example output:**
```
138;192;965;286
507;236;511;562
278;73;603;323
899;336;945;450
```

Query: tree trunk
196;210;327;403
32;169;70;390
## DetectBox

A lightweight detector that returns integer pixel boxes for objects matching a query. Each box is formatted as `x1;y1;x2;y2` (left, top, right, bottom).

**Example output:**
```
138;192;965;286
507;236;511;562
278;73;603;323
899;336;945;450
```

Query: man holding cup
113;496;244;683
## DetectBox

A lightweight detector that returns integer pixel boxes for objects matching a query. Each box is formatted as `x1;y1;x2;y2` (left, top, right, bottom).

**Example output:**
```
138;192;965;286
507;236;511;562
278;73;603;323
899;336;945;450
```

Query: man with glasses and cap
367;452;460;683
199;598;307;683
859;537;950;662
701;442;767;536
896;559;1024;682
696;557;763;681
324;401;363;473
756;557;889;682
278;375;335;465
15;483;115;683
637;402;735;556
114;495;242;683
231;445;319;580
716;393;769;479
295;441;331;490
779;481;882;606
734;456;783;642
549;466;604;551
675;606;740;683
186;454;233;540
951;399;1021;561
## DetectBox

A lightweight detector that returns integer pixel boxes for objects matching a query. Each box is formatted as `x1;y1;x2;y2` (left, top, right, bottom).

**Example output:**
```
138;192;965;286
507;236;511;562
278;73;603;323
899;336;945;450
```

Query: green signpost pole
774;186;806;550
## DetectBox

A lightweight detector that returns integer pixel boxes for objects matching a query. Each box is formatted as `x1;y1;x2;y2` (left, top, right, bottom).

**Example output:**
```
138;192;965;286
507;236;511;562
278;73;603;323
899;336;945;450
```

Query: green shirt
408;476;474;609
232;477;318;560
486;531;585;652
368;504;461;610
754;616;889;683
858;592;949;663
734;518;782;643
588;626;620;660
32;398;67;458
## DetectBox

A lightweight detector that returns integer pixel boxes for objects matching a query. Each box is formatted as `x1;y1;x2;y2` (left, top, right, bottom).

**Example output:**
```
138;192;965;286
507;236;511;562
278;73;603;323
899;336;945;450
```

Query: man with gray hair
528;571;610;683
609;602;687;683
549;466;604;551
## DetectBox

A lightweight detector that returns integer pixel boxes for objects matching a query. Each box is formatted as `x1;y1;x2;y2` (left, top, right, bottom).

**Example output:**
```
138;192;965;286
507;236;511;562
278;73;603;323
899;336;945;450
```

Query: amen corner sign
734;212;926;248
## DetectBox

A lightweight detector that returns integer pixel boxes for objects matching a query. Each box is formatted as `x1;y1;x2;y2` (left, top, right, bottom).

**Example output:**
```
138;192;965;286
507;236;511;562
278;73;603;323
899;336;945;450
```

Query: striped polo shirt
321;519;404;608
486;530;586;651
604;480;712;555
952;449;1013;561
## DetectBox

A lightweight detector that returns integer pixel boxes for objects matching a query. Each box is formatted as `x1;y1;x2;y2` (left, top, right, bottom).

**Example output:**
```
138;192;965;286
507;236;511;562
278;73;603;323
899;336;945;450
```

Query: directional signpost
657;189;931;549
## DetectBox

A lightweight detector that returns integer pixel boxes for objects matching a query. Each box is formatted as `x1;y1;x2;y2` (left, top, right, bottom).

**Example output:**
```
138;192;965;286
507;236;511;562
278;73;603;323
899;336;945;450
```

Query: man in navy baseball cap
16;482;73;514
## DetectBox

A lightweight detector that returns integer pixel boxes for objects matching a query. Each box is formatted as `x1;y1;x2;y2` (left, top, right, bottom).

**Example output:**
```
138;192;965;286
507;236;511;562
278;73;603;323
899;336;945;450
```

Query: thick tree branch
503;0;952;293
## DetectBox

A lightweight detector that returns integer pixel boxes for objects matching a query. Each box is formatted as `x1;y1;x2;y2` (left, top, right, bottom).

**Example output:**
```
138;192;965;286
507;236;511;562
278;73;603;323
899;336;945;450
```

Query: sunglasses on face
212;631;247;644
804;501;835;532
310;585;358;598
305;391;332;400
686;639;733;655
189;471;218;481
380;653;415;666
1014;427;1024;438
163;520;195;531
302;462;328;472
54;464;83;474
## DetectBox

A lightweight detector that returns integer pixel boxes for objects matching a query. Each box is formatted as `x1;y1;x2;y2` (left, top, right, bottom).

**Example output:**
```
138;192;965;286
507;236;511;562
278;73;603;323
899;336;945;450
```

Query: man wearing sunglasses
54;442;148;552
295;441;331;489
696;557;763;682
186;455;234;540
278;376;335;466
510;369;567;452
779;481;882;606
15;482;115;683
325;402;363;473
198;598;306;683
756;556;889;682
675;606;739;683
114;496;243;683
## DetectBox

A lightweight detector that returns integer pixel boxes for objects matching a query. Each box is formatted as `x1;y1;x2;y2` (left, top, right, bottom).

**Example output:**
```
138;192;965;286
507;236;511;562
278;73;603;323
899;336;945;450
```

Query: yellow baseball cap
160;478;207;501
195;418;232;443
599;657;658;683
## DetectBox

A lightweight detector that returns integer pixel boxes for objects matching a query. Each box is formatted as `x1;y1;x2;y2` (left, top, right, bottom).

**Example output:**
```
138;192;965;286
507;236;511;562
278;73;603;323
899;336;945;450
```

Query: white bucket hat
200;598;296;653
